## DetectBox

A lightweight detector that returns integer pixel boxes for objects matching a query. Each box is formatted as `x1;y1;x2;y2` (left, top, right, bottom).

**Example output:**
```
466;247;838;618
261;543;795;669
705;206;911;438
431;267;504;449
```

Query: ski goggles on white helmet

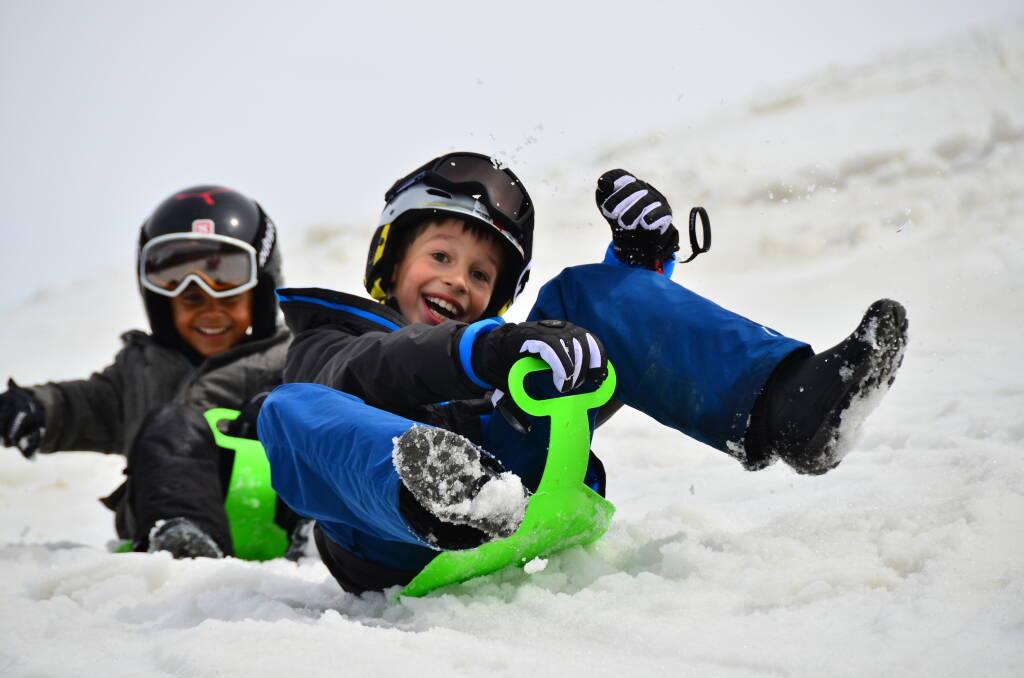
139;233;258;298
379;182;525;258
384;152;533;244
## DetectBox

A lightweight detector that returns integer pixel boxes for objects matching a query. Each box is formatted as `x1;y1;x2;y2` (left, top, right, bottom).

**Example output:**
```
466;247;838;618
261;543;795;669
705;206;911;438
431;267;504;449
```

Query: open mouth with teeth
194;325;231;336
422;294;464;324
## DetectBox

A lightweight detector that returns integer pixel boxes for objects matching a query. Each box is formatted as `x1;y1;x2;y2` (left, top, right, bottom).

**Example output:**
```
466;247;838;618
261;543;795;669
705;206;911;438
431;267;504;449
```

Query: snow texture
828;314;910;467
465;474;528;530
810;304;908;472
392;426;528;539
2;22;1024;678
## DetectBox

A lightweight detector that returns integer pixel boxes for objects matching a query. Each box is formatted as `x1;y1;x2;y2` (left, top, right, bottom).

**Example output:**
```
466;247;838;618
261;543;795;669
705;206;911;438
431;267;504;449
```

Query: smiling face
390;218;501;325
169;284;254;357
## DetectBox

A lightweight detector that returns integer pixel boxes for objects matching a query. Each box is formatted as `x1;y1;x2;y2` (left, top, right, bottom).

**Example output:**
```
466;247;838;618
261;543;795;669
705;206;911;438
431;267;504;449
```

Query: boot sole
797;299;909;474
393;426;523;538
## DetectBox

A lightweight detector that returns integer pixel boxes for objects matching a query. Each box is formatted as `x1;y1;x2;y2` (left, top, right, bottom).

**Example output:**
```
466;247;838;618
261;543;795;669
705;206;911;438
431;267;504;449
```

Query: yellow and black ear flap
371;224;391;266
364;223;395;304
369;277;388;302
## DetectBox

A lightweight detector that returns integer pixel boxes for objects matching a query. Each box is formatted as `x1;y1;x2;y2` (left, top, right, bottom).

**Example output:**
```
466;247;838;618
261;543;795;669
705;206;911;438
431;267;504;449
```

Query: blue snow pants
258;263;808;572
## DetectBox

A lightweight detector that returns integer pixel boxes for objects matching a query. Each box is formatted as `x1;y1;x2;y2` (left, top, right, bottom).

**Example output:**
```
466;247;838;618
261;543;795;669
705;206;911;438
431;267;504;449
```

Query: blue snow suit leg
526;263;809;452
258;383;439;573
479;263;809;490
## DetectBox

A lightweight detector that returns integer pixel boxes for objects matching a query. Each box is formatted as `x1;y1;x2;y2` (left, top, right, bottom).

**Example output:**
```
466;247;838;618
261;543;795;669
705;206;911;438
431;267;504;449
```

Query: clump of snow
392;426;527;538
829;371;894;464
830;330;910;466
858;316;881;350
465;473;528;531
523;557;548;574
818;304;909;469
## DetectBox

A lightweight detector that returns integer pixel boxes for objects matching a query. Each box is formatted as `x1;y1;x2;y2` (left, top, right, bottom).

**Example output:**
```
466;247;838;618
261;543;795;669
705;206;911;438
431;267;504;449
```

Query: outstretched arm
285;316;610;414
22;360;126;455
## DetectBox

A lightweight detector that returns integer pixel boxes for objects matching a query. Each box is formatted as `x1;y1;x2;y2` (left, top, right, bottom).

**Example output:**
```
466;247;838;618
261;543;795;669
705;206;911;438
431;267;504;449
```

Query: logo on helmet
192;219;215;234
175;188;231;206
259;219;276;266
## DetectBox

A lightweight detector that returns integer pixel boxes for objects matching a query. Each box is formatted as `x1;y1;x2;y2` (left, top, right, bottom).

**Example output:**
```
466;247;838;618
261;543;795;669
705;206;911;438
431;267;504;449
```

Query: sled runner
204;408;289;561
399;357;617;597
202;357;617;586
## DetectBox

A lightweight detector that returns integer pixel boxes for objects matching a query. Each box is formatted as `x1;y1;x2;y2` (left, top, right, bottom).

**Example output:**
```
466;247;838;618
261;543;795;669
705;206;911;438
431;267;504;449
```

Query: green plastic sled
399;357;617;598
204;408;289;561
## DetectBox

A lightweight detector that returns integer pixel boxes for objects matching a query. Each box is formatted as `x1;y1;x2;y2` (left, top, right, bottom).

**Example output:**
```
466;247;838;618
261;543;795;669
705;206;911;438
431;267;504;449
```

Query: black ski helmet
364;152;534;318
136;185;282;348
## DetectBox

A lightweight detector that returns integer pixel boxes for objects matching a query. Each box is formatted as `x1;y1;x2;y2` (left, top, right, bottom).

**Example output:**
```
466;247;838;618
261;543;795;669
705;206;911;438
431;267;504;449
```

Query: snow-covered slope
1;24;1023;678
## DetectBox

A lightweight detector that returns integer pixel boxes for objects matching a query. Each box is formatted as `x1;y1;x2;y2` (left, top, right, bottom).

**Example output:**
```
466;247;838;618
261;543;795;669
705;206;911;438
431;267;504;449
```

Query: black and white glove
596;169;680;270
0;379;46;459
473;320;608;395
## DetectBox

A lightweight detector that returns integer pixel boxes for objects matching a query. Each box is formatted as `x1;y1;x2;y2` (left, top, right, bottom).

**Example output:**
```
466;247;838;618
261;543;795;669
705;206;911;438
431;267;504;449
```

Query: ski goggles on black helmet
139;233;258;298
384;152;533;248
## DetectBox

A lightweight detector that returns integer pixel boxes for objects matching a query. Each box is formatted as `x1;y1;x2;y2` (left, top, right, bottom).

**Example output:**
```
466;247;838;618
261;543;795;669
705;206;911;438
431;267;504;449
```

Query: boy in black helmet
258;154;908;594
0;186;302;558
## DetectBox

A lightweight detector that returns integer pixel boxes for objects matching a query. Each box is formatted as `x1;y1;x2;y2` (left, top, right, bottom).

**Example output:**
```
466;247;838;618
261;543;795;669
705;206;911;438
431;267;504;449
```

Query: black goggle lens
385;154;531;229
430;155;529;220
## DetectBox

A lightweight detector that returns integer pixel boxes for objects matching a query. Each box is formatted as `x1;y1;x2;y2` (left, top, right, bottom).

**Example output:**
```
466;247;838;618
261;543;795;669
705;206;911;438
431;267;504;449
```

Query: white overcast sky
1;0;1020;307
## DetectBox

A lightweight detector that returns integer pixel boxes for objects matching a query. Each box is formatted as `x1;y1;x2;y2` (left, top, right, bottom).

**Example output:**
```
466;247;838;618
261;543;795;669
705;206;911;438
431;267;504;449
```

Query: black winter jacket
28;328;291;457
24;328;291;549
279;288;492;441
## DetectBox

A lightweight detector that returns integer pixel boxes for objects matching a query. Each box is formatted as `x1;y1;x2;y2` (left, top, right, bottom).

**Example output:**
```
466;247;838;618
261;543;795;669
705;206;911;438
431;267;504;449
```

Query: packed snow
819;303;909;471
392;426;529;539
465;477;529;537
2;23;1024;678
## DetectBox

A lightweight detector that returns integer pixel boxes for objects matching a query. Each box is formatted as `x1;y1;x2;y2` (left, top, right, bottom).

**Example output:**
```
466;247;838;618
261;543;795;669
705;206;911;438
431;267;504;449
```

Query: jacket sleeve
284;323;483;410
28;359;126;454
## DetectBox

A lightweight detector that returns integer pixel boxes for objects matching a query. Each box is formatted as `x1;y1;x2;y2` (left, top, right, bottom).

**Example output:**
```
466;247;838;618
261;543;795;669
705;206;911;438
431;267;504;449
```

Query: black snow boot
148;517;225;559
745;299;909;475
393;426;528;546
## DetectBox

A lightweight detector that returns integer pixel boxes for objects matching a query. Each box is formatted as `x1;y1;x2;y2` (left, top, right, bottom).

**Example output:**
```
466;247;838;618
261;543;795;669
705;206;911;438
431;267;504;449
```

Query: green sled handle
399;357;618;598
203;408;289;561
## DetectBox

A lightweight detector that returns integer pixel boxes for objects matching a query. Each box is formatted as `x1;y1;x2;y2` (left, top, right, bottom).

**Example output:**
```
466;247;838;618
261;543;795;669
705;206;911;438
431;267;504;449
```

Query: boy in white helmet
258;153;908;593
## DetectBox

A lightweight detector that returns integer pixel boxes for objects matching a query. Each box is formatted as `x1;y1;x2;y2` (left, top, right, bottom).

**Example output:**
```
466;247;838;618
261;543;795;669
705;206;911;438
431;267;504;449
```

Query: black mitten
471;320;608;394
0;379;46;459
596;169;680;270
225;392;270;439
